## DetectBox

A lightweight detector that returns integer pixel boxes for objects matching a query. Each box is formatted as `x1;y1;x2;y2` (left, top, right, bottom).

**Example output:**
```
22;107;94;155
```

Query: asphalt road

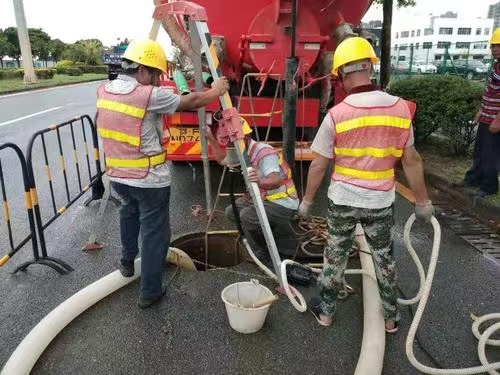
0;83;499;375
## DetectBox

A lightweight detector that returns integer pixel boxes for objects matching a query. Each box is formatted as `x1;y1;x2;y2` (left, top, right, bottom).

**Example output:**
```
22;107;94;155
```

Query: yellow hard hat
491;28;500;45
241;117;252;135
332;36;379;77
123;39;167;73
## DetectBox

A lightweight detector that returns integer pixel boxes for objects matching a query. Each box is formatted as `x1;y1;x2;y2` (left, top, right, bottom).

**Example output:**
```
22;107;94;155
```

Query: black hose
229;167;244;236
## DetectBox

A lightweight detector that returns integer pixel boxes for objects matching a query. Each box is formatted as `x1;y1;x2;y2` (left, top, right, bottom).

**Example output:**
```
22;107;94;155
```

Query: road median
0;74;107;95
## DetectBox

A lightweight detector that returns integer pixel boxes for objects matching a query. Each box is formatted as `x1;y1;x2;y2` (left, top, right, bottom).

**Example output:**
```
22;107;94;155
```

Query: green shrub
55;60;74;68
0;69;24;79
35;68;56;79
74;65;108;74
56;60;75;74
65;67;83;76
388;75;483;155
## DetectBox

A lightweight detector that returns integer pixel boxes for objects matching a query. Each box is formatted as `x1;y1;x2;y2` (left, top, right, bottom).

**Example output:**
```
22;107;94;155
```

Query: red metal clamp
216;108;244;145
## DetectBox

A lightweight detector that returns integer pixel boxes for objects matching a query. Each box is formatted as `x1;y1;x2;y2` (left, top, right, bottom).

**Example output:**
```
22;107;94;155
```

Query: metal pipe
283;57;298;188
173;69;191;95
290;0;297;57
189;20;212;212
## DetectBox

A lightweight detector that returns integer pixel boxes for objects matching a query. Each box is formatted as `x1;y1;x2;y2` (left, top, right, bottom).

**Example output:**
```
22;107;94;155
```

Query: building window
439;27;453;35
400;44;408;51
456;42;471;49
473;43;488;49
476;28;482;35
434;55;442;61
411;30;415;37
457;28;471;35
437;41;452;49
424;28;433;36
417;29;421;36
401;31;409;38
415;42;420;49
484;27;490;35
423;42;432;49
396;32;399;39
394;44;398;51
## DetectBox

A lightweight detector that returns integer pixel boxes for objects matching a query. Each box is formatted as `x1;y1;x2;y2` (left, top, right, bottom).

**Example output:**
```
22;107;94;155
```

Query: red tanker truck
159;0;374;161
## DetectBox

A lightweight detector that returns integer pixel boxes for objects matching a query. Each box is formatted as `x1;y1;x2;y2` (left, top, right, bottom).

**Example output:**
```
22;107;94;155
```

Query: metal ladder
152;1;285;285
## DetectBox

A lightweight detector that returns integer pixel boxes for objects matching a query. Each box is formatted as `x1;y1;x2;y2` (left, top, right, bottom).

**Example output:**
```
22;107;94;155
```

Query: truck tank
160;0;374;161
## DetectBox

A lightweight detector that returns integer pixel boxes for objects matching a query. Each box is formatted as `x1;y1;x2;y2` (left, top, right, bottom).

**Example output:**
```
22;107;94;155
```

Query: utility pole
12;0;37;84
380;0;393;89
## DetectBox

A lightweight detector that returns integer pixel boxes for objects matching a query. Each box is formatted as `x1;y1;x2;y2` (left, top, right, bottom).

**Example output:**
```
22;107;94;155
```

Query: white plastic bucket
221;280;273;334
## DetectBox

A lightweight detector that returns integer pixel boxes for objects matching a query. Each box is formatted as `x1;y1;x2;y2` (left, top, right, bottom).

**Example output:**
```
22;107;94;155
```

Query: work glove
415;200;434;222
298;199;312;218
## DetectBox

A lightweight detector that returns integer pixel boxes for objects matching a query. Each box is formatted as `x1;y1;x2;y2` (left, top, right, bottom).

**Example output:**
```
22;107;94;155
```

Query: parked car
413;60;437;74
436;60;489;80
391;60;437;74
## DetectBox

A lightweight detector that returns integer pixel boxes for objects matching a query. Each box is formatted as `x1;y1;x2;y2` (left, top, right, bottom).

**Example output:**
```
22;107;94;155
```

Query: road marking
0;106;63;127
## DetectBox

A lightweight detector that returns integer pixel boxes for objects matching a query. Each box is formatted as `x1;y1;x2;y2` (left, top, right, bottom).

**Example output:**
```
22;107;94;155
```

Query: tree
0;30;13;68
63;39;103;65
50;39;65;63
28;28;51;66
3;27;21;67
373;0;417;88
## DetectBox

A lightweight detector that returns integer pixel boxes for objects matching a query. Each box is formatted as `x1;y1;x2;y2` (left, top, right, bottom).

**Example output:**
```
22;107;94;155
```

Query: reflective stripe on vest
96;82;162;179
330;96;413;191
248;141;298;201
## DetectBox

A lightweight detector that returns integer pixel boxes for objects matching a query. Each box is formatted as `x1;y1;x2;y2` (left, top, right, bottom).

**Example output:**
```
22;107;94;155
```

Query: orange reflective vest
249;142;298;201
329;97;416;191
96;83;167;179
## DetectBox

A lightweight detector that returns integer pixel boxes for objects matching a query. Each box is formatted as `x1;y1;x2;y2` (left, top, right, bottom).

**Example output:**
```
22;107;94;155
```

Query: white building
392;13;494;63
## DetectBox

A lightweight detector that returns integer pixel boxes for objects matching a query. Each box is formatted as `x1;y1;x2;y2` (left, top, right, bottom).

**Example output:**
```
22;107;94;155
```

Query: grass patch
416;139;500;207
0;73;107;94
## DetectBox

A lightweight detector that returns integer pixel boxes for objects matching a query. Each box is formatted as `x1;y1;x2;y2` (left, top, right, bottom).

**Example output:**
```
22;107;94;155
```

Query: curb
424;171;500;225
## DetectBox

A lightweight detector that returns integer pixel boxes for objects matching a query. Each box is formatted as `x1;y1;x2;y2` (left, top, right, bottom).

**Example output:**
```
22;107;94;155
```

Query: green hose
202;72;213;85
173;70;190;95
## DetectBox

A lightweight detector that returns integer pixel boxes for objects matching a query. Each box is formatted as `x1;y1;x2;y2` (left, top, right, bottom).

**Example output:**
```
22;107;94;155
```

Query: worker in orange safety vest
95;39;229;308
204;118;299;266
298;37;434;331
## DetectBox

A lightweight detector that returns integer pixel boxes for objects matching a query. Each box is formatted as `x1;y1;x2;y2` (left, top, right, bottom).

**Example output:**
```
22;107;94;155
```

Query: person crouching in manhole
299;37;434;331
203;118;299;268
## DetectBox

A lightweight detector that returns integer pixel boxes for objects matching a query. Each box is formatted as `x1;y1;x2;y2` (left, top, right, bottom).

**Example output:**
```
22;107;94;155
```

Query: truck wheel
466;72;474;80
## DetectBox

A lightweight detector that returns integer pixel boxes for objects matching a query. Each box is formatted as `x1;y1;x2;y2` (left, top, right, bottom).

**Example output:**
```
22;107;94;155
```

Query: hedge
0;68;56;80
388;75;483;156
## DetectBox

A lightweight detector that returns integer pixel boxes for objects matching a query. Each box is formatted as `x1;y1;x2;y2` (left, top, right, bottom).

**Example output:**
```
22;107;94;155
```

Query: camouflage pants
317;199;400;322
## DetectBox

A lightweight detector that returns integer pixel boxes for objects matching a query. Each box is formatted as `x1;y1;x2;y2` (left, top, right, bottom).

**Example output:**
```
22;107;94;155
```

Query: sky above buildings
0;0;497;47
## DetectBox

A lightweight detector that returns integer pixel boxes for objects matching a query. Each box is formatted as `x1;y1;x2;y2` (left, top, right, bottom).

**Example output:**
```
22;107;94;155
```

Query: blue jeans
111;182;171;299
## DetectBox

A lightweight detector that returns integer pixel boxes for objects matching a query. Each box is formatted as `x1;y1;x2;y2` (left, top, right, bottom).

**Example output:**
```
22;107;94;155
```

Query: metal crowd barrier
0;143;42;272
23;115;106;274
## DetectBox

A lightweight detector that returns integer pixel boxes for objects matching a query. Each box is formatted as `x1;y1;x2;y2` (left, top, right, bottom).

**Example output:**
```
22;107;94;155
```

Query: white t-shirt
311;90;414;209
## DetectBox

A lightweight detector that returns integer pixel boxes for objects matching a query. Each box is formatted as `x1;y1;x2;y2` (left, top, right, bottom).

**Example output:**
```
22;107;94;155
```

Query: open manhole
170;231;249;271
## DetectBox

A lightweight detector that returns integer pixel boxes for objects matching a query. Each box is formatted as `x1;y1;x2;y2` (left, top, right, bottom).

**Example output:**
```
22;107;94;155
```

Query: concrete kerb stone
424;171;500;225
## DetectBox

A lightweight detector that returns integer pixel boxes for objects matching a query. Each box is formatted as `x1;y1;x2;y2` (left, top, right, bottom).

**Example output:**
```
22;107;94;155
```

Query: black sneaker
137;295;163;309
137;284;167;309
119;262;134;277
